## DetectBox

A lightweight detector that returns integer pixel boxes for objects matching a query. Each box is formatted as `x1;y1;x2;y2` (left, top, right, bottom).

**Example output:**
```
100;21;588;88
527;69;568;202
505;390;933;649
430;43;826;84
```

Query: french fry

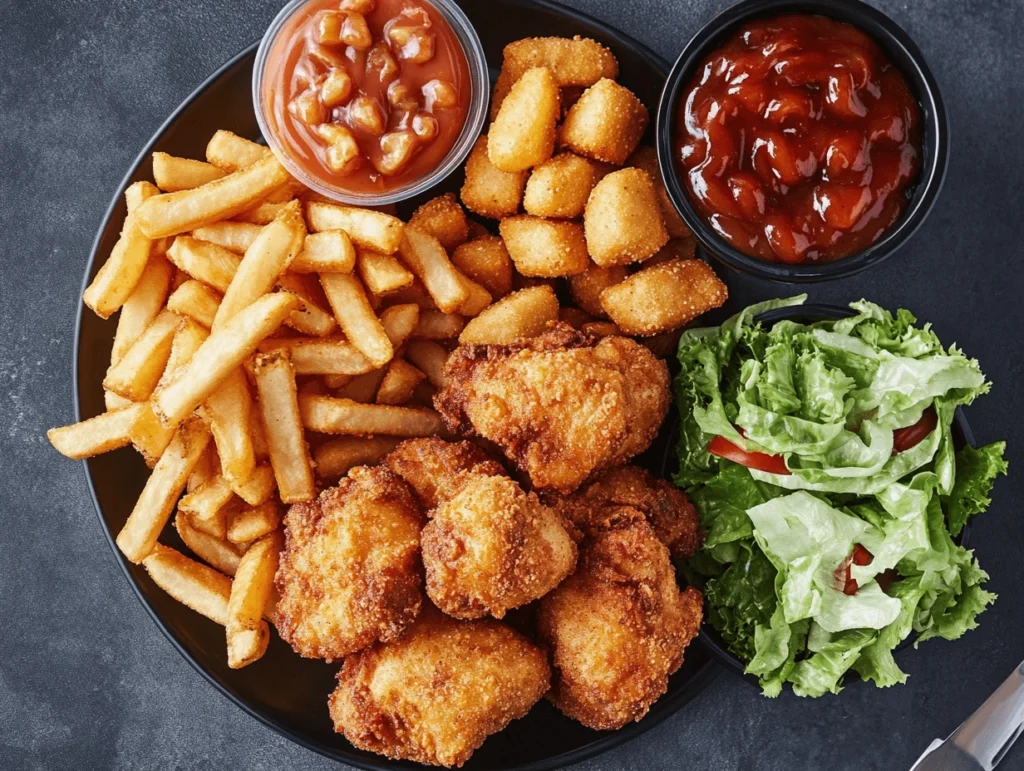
413;310;465;340
206;130;272;171
291;230;356;273
227;501;282;544
47;403;146;459
116;418;212;563
451;236;514;298
152;152;226;192
320;273;394;368
404;340;449;388
226;531;281;668
111;255;174;364
456;274;493;317
276;273;338;337
192;221;263;253
167;236;240;292
167;280;222;328
254;351;316;504
459;285;559;345
231;464;277;506
136;154;291;239
409;193;470;250
488;67;560;172
259;337;373;376
397;226;468;314
175;513;243;576
307;201;404;253
189;500;229;539
299;395;443;436
250;411;270;461
323;374;353;390
83;181;161;318
381;281;436;310
236;200;290;225
188;444;221;492
314;436;402;480
376;359;426;405
337;369;387;403
179;474;235;522
103;310;181;401
213;204;306;329
357;249;414;295
153;292;299;427
203;368;257;491
460;136;527;219
143;544;233;624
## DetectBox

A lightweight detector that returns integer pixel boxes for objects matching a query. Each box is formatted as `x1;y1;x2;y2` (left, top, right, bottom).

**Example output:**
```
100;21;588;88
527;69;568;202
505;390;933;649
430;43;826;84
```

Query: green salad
675;296;1007;697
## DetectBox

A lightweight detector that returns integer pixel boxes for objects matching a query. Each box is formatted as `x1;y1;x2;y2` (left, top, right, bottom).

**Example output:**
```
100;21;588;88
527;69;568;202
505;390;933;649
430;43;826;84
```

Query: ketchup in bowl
675;14;922;264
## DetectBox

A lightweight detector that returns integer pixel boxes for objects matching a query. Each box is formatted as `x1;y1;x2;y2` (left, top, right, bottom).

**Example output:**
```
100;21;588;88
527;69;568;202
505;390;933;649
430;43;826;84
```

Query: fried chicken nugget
538;508;703;730
435;323;670;493
423;474;577;619
546;465;703;557
329;605;550;768
275;466;424;661
382;437;506;511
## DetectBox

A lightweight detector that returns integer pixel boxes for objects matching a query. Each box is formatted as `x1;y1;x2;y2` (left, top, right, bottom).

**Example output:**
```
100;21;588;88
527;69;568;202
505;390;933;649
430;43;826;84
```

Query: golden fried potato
538;509;703;729
422;474;577;619
488;67;560;173
329;606;550;769
436;323;670;493
409;193;470;251
523;153;608;219
600;258;728;336
584;168;669;266
643;236;697;266
568;263;627;318
275;466;424;661
561;79;649;165
451;236;514;298
627;145;691;239
461;136;527;219
383;437;505;511
499;216;589;277
458;284;560;346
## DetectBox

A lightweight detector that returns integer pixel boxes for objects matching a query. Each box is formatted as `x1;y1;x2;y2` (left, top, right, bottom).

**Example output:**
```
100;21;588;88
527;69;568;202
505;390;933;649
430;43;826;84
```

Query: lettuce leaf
943;442;1008;536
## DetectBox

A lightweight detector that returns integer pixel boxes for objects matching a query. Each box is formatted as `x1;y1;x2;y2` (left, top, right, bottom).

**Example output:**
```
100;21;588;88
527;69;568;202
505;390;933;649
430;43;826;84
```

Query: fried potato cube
568;263;628;317
643;236;697;267
600;259;728;336
461;136;527;219
561;79;649;165
458;285;559;346
499;216;589;277
558;306;593;330
523;153;608;219
627;145;691;239
409;193;470;251
451;236;513;298
488;67;560;173
584;168;669;266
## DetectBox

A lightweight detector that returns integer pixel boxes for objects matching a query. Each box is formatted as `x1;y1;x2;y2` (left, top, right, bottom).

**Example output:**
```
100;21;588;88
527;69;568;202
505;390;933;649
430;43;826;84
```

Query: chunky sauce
676;14;922;264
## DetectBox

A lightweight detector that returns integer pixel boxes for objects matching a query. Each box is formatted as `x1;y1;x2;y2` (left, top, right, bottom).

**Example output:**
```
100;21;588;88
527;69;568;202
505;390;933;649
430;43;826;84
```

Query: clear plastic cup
252;0;489;206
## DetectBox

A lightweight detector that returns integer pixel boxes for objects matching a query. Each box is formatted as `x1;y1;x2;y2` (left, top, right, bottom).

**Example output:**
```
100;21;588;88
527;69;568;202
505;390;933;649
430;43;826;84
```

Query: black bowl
664;303;978;684
655;0;950;283
72;2;717;769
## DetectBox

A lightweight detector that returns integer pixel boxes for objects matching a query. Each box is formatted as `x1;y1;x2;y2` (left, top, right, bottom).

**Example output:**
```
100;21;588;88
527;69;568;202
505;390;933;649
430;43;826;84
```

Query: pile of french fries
48;35;728;672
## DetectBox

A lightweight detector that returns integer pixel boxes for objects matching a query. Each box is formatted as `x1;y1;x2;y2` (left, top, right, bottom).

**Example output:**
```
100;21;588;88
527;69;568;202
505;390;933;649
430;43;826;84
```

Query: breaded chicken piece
423;474;577;619
435;323;670;493
538;507;703;730
383;437;506;511
545;465;703;557
329;605;550;768
275;466;424;661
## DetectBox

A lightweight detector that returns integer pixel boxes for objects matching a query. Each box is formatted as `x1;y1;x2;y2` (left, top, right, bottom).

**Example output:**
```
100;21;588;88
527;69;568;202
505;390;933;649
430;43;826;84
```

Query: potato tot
409;194;470;251
459;285;559;345
568;264;628;317
643;236;697;267
523;153;608;219
584;168;669;266
600;259;728;336
561;79;649;165
499;216;589;277
461;136;527;219
627;146;691;239
451;236;513;298
488;68;560;173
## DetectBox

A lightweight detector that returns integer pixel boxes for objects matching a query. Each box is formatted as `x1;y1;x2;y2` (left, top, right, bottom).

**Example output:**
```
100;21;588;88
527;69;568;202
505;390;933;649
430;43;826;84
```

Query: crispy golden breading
423;474;577;619
329;605;550;768
275;466;424;661
435;323;670;493
544;465;703;557
537;509;703;730
382;437;505;511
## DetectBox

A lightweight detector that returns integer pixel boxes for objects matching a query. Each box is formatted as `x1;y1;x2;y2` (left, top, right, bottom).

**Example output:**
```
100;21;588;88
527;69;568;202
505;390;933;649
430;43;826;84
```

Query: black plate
72;2;718;769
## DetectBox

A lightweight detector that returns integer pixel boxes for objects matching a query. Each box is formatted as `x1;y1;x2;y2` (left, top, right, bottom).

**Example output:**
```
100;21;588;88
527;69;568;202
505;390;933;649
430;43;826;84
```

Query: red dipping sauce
675;14;922;264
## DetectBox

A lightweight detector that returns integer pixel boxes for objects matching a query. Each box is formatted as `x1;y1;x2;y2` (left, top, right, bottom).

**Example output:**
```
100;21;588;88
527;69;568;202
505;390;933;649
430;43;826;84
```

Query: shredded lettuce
678;298;1006;697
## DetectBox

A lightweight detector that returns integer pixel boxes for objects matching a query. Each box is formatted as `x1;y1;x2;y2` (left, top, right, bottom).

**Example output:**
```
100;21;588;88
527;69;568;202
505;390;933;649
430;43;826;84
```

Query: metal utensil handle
951;660;1024;770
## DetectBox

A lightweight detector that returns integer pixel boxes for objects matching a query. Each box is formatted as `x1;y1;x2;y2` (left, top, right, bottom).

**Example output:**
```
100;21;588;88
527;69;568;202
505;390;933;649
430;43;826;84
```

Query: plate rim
71;3;722;770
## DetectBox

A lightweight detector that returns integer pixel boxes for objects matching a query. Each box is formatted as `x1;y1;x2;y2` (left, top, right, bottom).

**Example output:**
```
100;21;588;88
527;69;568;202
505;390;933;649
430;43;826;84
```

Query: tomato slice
708;434;790;475
892;407;938;454
834;544;873;595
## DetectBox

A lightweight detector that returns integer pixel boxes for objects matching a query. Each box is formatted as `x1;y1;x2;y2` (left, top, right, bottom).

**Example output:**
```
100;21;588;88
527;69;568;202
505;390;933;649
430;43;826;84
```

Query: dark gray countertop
2;0;1023;769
